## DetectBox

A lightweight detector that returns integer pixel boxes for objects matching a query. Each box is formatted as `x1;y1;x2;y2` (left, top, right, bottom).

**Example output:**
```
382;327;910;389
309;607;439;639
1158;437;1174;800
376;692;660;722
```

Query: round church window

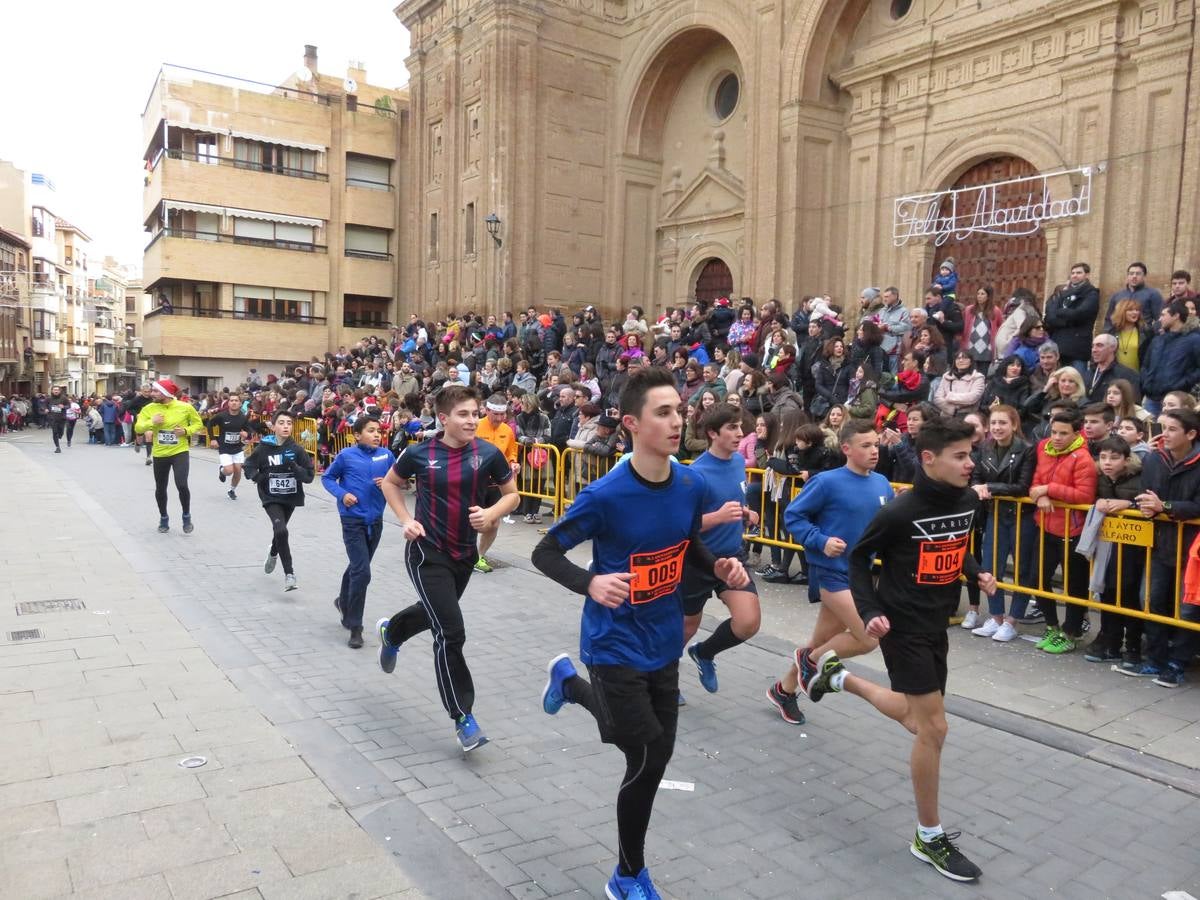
713;73;739;121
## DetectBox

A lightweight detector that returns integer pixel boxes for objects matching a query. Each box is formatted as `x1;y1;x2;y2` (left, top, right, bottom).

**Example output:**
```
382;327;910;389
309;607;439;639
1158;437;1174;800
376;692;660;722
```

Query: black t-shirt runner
47;398;69;421
209;412;250;454
392;436;513;562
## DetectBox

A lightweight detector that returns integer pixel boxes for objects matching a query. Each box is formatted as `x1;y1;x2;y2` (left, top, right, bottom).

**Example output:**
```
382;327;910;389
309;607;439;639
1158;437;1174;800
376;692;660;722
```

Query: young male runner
208;395;250;500
766;420;894;725
805;417;994;882
533;366;748;900
322;417;395;648
243;410;315;592
682;403;761;696
376;384;520;752
473;393;521;573
47;386;69;453
133;379;205;533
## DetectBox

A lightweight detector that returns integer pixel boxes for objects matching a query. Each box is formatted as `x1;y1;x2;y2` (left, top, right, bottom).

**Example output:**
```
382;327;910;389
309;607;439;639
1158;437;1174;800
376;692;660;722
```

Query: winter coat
932;369;985;417
925;296;964;345
960;304;1003;360
972;437;1035;522
1139;441;1200;563
875;301;911;357
981;374;1031;411
813;359;852;408
1030;438;1098;538
1043;279;1100;362
846;382;879;425
1140;324;1200;400
995;301;1040;361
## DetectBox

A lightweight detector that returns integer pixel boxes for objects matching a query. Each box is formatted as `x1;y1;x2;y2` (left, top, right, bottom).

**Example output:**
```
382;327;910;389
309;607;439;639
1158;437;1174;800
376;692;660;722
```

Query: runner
804;417;994;882
322;416;395;648
47;386;69;453
473;392;521;573
682;403;761;698
765;420;894;725
532;366;748;900
133;379;205;533
208;394;251;500
243;409;314;592
376;384;520;752
126;384;154;465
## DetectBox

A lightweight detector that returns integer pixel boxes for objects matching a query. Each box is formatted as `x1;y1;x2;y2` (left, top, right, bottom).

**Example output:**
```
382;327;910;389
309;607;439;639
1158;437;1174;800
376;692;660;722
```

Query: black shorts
879;630;949;696
585;661;679;745
483;485;502;508
681;570;758;617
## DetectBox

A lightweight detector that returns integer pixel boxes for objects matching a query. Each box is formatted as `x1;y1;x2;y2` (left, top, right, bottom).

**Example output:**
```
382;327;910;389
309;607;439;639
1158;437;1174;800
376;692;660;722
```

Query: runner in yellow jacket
134;378;205;533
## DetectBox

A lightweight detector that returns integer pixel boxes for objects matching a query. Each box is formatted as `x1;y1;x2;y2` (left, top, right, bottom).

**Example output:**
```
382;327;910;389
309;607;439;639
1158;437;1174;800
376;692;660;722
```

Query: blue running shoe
605;866;661;900
687;643;718;693
1115;661;1161;678
376;617;397;674
677;691;686;706
542;653;577;715
1154;665;1185;688
456;714;488;752
794;646;817;696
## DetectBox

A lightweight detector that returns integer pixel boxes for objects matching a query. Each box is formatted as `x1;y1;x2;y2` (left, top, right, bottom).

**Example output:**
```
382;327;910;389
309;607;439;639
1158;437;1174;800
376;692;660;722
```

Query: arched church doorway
932;156;1049;303
694;257;733;304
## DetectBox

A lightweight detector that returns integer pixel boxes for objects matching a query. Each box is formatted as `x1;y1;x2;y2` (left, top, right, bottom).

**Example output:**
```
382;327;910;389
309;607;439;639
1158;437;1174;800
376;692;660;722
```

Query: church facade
394;0;1200;321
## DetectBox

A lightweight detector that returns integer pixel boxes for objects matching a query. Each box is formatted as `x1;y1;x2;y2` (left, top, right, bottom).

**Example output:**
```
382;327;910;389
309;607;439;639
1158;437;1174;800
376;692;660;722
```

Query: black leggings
50;419;65;449
153;453;191;517
265;504;296;574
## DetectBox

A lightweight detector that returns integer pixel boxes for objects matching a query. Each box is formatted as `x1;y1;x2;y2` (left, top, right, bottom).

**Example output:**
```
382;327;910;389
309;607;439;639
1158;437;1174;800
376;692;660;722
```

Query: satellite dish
296;68;313;83
343;77;358;94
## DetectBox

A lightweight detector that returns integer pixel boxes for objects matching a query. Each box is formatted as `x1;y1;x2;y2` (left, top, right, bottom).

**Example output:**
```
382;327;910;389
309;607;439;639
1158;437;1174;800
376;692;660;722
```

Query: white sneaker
961;609;980;630
972;617;1001;638
992;621;1018;642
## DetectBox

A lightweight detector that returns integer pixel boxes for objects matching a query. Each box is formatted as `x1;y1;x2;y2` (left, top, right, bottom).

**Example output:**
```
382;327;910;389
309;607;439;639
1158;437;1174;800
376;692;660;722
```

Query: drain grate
16;598;86;616
8;629;43;641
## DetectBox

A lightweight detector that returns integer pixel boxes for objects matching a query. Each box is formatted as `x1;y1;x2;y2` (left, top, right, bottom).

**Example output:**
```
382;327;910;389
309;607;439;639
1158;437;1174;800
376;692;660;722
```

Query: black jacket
243;437;315;508
813;359;853;407
973;437;1035;522
549;406;578;451
981;374;1031;411
1044;279;1100;362
1138;441;1200;562
1082;361;1141;404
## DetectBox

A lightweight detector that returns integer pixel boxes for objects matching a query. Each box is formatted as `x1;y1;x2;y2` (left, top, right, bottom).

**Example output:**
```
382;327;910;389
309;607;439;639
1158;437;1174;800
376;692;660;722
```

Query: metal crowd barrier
516;442;564;518
558;447;619;515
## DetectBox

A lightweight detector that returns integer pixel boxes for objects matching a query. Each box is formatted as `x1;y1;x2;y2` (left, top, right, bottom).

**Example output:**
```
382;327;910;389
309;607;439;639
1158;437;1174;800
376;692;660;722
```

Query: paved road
3;432;1199;899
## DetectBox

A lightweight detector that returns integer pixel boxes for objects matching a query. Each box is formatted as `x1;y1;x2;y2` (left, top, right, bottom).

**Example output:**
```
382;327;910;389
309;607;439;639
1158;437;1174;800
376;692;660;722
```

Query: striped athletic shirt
392;436;513;561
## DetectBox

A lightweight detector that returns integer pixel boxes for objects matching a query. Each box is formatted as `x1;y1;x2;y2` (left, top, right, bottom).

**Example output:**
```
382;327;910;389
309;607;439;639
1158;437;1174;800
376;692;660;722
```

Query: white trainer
992;621;1018;642
972;617;1001;638
960;610;980;630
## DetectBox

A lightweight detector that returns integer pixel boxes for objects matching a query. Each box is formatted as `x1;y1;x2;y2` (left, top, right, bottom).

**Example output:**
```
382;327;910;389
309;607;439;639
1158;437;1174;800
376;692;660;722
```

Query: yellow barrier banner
1099;516;1154;547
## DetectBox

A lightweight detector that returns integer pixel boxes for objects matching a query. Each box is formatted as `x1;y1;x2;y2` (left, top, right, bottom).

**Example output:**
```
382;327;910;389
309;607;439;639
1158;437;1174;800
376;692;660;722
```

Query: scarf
1044;435;1084;457
896;369;921;390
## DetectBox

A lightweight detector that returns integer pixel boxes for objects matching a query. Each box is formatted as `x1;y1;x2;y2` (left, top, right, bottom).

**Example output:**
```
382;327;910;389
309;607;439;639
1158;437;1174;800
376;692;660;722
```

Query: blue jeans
103;422;116;445
338;517;384;629
1009;513;1041;621
982;514;1017;617
1144;397;1163;417
1143;557;1199;669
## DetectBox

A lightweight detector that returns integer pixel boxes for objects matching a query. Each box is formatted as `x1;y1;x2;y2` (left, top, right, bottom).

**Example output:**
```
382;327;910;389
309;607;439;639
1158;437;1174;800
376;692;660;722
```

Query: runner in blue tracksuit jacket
322;417;395;647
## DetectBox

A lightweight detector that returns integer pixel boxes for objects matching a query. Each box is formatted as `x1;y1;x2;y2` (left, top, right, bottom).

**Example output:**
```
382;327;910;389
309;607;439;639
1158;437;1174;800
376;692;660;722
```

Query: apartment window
195;134;218;165
232;285;315;322
233;217;316;250
465;203;476;256
346;154;391;190
234;140;318;177
429;212;439;262
343;294;390;328
345;225;390;260
33;310;55;340
31;208;49;238
94;344;113;365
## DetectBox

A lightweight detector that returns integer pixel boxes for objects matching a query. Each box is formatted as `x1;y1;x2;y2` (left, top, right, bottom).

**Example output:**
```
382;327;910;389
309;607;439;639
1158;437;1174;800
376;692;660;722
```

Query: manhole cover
16;599;86;616
7;629;43;641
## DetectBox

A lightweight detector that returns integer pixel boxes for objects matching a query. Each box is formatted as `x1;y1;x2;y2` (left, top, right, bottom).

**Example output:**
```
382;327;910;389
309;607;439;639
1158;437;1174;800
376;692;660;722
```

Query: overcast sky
4;0;411;271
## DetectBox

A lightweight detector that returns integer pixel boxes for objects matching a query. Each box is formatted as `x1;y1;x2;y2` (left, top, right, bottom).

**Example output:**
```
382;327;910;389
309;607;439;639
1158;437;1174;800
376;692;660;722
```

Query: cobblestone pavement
3;432;1199;900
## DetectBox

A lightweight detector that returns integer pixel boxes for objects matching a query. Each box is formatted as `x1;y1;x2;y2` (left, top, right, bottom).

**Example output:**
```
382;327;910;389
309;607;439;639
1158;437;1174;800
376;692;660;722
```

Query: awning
162;199;321;228
163;120;325;153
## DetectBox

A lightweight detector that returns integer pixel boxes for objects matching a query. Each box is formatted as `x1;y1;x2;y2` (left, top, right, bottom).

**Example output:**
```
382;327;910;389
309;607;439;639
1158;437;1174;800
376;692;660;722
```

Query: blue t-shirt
690;451;747;558
548;459;706;671
783;467;894;575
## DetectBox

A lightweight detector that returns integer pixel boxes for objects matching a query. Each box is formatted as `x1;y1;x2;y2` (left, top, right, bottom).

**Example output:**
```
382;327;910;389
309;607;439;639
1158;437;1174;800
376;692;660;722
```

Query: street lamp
485;213;502;248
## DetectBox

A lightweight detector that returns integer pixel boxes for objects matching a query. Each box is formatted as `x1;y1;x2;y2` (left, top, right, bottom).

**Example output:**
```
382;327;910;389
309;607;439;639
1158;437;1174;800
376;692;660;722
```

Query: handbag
528;447;549;469
810;396;831;419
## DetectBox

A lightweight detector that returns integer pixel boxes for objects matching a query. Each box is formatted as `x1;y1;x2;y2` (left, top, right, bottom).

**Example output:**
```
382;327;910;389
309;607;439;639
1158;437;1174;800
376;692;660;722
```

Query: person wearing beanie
134;379;205;533
933;258;959;302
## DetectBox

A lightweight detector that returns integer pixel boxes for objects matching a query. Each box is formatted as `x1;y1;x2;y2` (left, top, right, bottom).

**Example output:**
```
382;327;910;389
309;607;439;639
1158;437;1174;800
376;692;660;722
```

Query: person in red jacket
1027;409;1098;653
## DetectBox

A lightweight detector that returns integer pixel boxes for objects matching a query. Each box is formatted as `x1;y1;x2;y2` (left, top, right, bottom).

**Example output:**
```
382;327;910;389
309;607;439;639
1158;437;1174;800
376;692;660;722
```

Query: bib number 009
628;540;690;605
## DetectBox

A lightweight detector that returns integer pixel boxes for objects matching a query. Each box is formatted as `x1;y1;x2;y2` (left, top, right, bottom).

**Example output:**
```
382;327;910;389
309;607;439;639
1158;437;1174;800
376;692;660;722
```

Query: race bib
157;430;179;445
915;535;968;586
222;431;240;444
268;475;297;494
629;540;689;605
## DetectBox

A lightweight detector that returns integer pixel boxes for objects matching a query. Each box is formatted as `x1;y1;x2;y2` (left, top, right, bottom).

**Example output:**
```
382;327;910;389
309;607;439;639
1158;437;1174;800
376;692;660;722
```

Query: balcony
33;337;58;355
343;107;399;159
31;283;63;312
144;229;329;293
142;307;327;362
342;253;393;297
95;362;116;375
344;183;395;229
144;151;330;224
93;326;115;345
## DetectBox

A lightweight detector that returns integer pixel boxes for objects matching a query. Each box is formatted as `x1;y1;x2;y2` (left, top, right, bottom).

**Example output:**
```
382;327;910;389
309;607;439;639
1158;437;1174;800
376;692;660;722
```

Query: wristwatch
1162;501;1173;513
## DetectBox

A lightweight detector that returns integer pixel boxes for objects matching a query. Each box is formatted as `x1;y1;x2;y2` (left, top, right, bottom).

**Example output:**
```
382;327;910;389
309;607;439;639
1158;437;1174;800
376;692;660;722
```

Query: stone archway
693;257;734;303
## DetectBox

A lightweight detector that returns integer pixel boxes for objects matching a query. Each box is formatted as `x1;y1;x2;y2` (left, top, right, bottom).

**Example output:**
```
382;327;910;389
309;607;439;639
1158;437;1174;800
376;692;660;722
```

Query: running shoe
755;563;778;577
54;447;61;453
542;653;577;715
1042;631;1075;654
677;691;686;707
502;515;515;525
765;682;805;725
532;514;543;525
456;714;488;752
1153;665;1184;688
687;643;718;693
348;627;364;649
474;557;493;574
284;573;297;592
218;466;226;483
762;567;791;584
145;456;152;466
971;618;1000;638
1115;661;1160;678
264;552;277;575
605;866;662;900
1016;604;1044;624
793;646;818;696
1034;627;1061;650
960;610;980;629
157;516;169;534
376;617;398;673
523;513;535;524
227;489;237;500
1120;651;1143;669
910;830;982;882
1083;644;1121;663
992;621;1019;643
807;650;845;703
182;516;194;535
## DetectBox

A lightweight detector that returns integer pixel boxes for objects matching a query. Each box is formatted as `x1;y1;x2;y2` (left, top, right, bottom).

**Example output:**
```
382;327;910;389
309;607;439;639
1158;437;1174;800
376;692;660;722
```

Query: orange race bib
629;540;690;605
916;535;968;586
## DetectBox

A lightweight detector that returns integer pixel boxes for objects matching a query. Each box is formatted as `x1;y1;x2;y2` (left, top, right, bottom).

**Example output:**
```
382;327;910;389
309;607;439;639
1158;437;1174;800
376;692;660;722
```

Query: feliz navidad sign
893;166;1093;247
